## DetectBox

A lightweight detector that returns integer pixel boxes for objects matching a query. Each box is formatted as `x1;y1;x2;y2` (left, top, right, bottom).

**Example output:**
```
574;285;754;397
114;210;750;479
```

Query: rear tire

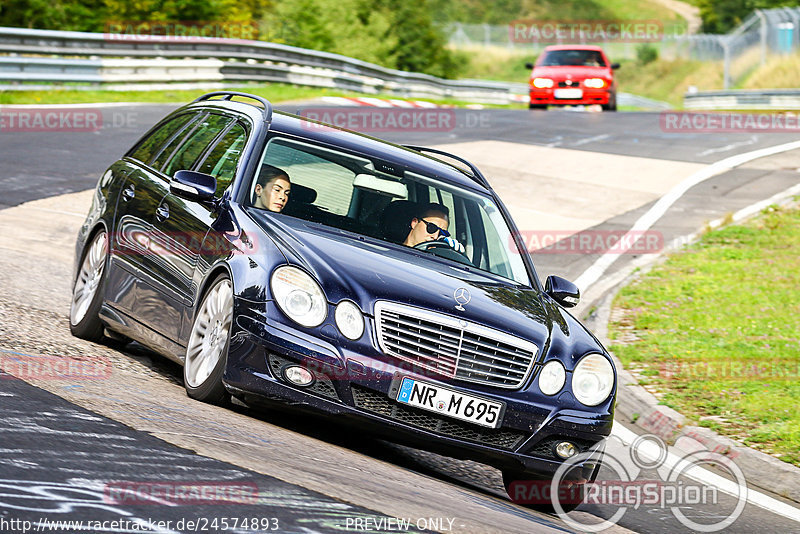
502;470;585;514
184;275;233;404
70;230;109;342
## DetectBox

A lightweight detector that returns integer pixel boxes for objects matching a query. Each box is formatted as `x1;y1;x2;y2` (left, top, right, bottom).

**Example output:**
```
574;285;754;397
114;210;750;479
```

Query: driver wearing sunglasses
403;203;465;253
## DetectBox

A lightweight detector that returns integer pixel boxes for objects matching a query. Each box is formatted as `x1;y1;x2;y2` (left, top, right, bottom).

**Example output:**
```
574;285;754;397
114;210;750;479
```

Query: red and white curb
320;96;455;108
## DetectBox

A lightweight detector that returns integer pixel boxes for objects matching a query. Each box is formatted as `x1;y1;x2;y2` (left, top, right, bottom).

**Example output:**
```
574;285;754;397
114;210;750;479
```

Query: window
128;113;196;165
196;123;247;197
259;137;365;216
154;114;233;177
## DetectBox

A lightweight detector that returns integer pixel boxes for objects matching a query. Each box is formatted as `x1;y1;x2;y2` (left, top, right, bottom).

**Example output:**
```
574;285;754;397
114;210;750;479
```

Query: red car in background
525;45;620;111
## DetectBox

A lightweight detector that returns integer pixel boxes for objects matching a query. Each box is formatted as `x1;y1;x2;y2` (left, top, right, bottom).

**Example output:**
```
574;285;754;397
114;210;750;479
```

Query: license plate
395;377;504;428
554;88;583;99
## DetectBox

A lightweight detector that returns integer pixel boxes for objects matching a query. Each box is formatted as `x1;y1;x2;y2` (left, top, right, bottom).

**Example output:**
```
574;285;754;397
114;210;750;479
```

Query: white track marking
696;135;758;157
613;424;800;523
575;139;800;292
572;134;610;147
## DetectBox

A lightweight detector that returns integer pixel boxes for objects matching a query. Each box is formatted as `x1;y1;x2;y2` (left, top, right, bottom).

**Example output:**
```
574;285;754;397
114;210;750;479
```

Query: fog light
284;366;314;386
555;441;578;459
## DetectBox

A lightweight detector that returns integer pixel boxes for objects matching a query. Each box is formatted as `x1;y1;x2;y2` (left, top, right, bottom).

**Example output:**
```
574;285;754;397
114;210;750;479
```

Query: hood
532;65;611;80
251;213;572;353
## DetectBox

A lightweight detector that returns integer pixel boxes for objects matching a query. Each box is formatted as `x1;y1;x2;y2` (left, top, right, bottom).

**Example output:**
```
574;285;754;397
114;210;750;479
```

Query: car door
141;113;241;342
105;112;200;316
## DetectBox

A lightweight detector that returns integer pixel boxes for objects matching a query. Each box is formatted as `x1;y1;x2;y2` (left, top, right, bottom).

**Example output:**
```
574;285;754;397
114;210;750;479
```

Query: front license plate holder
554;88;583;99
390;376;505;429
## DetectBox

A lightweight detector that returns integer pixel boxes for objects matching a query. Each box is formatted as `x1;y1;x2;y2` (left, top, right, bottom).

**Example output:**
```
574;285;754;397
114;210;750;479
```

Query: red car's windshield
539;50;606;67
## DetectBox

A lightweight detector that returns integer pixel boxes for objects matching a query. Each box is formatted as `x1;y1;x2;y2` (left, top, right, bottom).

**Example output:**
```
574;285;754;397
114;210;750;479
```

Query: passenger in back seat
254;165;291;213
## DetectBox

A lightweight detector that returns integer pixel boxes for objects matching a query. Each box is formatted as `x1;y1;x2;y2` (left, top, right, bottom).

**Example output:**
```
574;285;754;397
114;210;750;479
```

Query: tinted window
196;123;248;198
540;50;606;67
154;114;232;177
262;138;358;216
128;113;195;165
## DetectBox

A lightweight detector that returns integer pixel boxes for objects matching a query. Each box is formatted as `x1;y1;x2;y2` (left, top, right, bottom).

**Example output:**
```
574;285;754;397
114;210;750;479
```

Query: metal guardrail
684;89;800;109
0;26;673;109
0;26;523;104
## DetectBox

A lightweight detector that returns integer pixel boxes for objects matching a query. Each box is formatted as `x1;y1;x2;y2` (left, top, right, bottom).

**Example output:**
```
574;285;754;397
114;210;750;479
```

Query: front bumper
530;88;611;106
225;299;614;476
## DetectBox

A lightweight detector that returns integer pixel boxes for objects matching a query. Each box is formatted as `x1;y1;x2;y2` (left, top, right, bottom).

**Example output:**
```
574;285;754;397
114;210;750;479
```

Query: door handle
122;184;135;201
156;203;170;221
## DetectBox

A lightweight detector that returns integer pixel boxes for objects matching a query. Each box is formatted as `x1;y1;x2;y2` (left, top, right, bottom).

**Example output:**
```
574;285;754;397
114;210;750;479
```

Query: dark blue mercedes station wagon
71;92;616;511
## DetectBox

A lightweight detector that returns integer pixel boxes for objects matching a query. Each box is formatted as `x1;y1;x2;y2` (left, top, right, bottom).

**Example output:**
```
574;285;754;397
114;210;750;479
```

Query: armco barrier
0;26;522;104
0;26;670;109
684;89;800;110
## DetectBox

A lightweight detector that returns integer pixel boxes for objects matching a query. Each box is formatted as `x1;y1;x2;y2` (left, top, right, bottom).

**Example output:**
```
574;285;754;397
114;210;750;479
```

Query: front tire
70;230;109;342
529;103;547;110
184;275;233;404
602;92;617;111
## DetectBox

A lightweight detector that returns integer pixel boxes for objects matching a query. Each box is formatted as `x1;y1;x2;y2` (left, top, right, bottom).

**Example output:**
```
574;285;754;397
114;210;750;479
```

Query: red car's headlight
584;78;606;89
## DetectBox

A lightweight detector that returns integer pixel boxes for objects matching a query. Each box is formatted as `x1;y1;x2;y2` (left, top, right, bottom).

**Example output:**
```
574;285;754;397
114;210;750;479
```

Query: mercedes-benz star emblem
454;288;471;311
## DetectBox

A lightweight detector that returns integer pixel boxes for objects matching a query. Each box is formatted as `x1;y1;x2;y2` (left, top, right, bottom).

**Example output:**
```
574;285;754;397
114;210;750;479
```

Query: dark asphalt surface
0;374;433;534
1;103;799;534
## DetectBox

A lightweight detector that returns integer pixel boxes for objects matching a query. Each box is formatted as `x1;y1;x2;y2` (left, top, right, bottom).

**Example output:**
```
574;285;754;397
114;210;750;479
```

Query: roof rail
193;91;273;124
403;145;490;188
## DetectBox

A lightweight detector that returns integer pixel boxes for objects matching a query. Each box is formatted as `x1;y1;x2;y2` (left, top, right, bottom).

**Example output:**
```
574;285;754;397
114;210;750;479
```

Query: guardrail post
723;39;731;89
757;10;767;65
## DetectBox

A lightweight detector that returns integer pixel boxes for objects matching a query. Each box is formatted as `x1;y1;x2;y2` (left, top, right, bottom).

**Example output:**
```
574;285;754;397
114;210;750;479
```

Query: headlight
532;77;554;88
572;354;614;406
335;300;364;340
270;266;327;327
538;360;566;395
584;78;606;88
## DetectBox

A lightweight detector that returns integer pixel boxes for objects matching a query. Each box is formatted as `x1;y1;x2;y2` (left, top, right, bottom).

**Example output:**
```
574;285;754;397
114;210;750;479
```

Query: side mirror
545;275;580;308
525;62;534;70
171;170;216;203
610;62;621;70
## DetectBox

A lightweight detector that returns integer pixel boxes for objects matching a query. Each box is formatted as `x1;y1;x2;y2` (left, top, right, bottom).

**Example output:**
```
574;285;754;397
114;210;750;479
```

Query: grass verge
608;204;800;466
0;83;516;108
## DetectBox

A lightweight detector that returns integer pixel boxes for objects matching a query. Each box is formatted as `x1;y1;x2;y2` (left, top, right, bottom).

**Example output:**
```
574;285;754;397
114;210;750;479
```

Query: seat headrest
290;183;316;204
380;200;419;243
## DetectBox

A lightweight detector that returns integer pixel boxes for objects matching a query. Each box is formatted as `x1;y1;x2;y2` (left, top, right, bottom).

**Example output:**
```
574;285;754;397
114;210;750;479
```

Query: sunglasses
420;218;450;238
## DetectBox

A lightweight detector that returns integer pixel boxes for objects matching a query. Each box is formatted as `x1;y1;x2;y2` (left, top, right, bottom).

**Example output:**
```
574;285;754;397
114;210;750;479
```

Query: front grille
351;386;527;450
374;301;538;388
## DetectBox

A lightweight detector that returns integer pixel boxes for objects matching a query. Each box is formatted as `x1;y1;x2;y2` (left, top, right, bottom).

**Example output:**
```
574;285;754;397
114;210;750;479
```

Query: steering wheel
413;240;473;266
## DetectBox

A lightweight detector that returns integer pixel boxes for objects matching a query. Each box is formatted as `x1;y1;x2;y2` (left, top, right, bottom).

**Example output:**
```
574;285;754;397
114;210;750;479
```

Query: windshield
539;49;606;67
247;135;531;285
